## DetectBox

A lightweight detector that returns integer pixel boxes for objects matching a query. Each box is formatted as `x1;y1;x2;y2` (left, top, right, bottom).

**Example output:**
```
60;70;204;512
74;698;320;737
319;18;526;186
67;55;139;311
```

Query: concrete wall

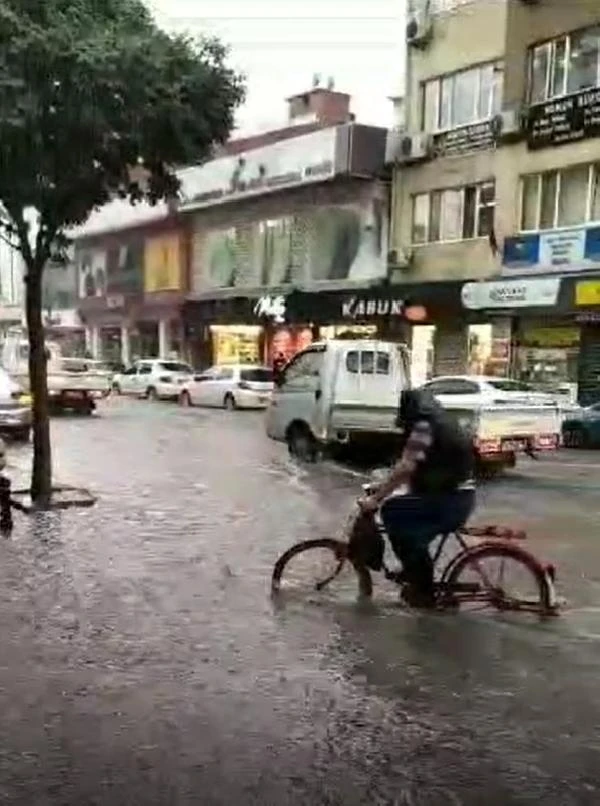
406;1;507;131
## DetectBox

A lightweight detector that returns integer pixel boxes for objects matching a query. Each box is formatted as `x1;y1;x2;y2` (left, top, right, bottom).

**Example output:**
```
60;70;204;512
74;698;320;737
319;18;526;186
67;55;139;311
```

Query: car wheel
224;393;236;410
146;387;158;401
12;427;30;443
112;382;121;395
287;423;319;462
564;427;586;448
180;390;192;407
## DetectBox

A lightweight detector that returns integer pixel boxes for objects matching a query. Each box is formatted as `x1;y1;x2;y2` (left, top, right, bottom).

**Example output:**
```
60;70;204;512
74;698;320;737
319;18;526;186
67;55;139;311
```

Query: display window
268;327;313;365
210;325;261;365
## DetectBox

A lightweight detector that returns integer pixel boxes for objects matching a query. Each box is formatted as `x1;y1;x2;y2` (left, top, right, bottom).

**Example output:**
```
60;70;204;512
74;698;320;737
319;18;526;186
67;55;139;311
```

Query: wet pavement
0;397;599;805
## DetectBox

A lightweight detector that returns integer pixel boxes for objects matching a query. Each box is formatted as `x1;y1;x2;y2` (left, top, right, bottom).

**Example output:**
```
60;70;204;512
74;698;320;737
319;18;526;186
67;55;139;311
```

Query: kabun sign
342;297;405;318
461;279;561;310
179;127;339;211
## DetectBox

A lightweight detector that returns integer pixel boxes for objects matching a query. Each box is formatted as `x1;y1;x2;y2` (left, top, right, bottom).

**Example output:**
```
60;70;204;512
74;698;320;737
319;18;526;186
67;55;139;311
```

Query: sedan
421;375;566;409
562;403;600;448
179;365;273;410
0;366;31;441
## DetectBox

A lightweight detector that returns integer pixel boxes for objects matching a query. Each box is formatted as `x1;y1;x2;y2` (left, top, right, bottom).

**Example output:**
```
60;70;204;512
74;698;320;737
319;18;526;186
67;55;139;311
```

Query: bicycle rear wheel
271;538;373;599
442;542;556;616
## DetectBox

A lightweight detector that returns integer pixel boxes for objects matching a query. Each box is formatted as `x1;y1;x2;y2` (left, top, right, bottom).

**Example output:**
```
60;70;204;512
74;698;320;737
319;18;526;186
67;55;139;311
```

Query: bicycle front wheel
271;538;372;599
442;542;555;616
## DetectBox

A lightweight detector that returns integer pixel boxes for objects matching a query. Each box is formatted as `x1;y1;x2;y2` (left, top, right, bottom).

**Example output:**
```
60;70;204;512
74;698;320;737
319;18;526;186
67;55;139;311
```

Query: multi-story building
0;239;24;336
389;0;600;399
179;87;395;369
72;201;187;365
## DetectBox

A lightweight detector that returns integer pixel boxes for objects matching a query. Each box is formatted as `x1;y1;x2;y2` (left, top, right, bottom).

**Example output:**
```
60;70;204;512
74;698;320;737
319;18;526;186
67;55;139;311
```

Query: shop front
183;281;463;370
565;276;600;405
461;276;582;399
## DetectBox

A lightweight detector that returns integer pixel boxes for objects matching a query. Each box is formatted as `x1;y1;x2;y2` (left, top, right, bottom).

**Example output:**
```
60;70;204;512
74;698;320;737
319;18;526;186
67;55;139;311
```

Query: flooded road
0;397;599;804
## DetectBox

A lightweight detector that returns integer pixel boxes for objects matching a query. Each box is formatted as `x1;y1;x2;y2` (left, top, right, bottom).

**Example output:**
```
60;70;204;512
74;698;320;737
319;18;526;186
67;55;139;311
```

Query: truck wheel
287;423;319;462
12;427;30;443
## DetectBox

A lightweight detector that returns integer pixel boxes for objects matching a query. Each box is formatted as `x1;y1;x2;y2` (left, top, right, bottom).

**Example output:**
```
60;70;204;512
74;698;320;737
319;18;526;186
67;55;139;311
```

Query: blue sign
502;226;600;274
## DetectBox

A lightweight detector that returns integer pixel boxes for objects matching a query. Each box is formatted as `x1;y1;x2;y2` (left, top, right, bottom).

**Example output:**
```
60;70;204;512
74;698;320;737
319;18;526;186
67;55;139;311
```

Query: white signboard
538;229;586;269
462;278;561;310
179;127;339;211
253;295;286;323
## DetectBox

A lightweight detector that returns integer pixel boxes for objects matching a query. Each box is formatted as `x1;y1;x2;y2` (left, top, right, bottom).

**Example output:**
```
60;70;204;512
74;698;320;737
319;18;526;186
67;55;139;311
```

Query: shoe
401;584;436;609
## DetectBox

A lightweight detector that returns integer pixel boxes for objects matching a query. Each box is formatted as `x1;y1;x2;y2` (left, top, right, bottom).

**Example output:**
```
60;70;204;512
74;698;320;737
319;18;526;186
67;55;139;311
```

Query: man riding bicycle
358;389;476;608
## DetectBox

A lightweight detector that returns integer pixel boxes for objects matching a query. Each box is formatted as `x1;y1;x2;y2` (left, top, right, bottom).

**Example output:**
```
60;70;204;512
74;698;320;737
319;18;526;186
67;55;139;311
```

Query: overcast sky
146;0;405;134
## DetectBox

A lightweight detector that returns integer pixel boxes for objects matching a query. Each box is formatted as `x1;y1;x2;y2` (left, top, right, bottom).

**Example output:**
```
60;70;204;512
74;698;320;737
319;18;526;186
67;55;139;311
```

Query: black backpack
396;389;475;495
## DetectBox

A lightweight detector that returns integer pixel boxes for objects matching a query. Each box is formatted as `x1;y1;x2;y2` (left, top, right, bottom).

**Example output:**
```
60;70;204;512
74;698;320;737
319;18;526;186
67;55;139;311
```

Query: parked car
421;375;564;409
0;366;31;441
179;365;273;410
112;359;193;400
562;403;600;447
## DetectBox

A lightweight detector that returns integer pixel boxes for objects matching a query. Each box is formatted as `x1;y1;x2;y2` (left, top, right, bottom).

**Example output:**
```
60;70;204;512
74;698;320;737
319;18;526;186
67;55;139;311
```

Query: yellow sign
144;235;182;293
520;326;579;348
576;280;600;306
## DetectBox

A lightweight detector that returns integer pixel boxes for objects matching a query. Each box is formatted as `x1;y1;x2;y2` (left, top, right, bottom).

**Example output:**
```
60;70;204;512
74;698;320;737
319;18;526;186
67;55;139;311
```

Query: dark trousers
380;489;475;600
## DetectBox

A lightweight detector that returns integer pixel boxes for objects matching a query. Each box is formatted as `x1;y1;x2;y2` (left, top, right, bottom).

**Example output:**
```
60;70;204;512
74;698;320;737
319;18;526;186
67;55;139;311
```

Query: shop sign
433;120;495;158
341;296;405;319
253;294;286;323
179;127;338;211
502;227;600;274
538;229;586;269
461;279;560;310
575;280;600;307
526;88;600;151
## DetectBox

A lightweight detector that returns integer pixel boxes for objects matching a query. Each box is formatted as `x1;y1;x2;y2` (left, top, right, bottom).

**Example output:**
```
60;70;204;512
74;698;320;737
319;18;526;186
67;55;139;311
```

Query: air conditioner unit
491;106;525;140
397;133;433;164
406;14;433;48
387;248;414;270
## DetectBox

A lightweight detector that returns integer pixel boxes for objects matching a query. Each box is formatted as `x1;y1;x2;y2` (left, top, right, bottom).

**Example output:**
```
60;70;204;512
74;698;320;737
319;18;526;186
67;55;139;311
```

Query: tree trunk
24;267;52;507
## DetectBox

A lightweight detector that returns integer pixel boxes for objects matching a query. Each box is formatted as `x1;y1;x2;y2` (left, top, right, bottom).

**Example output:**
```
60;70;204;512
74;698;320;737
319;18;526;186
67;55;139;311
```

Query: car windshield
159;362;192;373
240;368;273;383
486;379;536;392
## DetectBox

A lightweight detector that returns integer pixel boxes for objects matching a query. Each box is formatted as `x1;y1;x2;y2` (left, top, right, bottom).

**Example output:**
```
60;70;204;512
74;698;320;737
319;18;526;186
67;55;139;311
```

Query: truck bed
328;403;399;435
445;404;561;453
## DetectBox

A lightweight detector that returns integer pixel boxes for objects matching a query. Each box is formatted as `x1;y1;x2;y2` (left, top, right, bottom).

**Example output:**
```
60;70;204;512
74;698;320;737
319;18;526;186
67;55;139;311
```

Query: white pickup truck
265;338;561;468
2;328;110;415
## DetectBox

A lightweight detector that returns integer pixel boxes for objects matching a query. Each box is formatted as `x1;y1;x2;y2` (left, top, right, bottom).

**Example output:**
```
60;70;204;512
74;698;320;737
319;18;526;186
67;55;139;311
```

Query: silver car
179;365;273;410
0;366;31;441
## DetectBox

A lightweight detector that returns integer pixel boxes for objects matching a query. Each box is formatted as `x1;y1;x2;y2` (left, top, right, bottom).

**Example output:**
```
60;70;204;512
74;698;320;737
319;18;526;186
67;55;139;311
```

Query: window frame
528;25;600;105
422;60;503;134
346;349;392;376
411;181;496;245
519;162;600;233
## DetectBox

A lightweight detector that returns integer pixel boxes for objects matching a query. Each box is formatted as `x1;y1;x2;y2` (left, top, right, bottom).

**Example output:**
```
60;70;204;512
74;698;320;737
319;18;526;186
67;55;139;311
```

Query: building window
519;163;600;231
422;62;503;132
412;182;495;244
529;26;600;104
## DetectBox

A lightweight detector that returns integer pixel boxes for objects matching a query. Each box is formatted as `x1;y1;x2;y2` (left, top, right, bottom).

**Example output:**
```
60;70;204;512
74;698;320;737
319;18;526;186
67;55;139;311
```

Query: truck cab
265;339;410;458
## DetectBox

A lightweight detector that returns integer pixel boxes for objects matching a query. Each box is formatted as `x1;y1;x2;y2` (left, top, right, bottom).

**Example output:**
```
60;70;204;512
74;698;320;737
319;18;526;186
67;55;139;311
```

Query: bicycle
271;483;559;616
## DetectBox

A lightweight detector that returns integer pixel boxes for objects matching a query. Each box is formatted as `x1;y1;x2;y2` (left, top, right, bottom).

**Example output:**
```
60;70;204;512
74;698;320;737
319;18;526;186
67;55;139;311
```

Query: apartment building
389;0;600;399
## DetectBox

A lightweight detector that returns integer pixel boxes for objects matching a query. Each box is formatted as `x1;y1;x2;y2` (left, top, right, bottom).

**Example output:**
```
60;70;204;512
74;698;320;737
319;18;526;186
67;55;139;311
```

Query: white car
179;365;273;410
112;359;193;401
421;375;564;409
0;366;31;441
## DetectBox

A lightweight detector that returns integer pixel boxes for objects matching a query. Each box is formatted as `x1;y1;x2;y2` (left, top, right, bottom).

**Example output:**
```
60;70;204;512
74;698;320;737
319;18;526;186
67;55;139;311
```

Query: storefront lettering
253;295;286;323
342;297;405;318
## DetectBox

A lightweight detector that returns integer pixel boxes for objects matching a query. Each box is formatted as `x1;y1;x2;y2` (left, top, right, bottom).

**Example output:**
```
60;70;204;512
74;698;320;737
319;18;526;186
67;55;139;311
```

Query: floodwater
0;397;599;804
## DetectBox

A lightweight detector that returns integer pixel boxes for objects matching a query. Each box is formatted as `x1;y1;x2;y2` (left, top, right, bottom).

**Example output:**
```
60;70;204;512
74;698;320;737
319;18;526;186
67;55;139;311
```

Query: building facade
74;202;188;365
179;89;404;369
389;0;600;399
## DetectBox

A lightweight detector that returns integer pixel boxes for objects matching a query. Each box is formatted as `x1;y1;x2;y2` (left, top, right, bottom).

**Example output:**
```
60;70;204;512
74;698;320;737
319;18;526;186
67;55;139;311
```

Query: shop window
422;61;503;132
529;26;600;104
412;182;495;244
520;163;600;231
